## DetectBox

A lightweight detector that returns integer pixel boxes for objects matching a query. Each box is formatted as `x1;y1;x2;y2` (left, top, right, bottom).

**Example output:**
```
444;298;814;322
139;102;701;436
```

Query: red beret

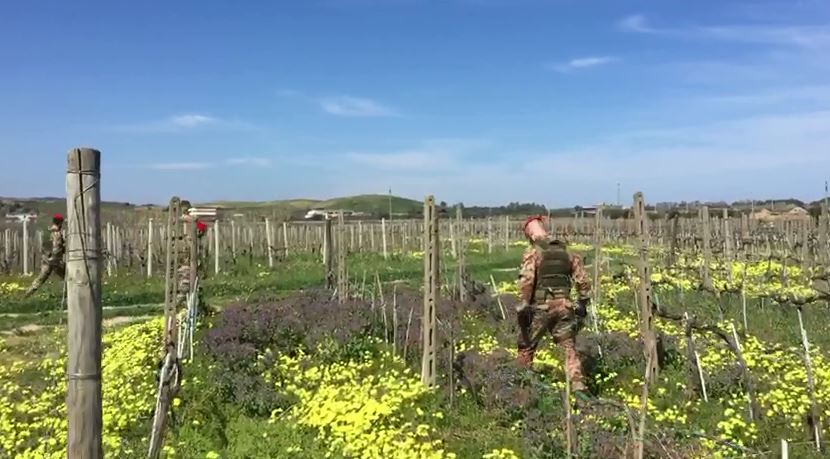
53;214;64;222
521;215;545;232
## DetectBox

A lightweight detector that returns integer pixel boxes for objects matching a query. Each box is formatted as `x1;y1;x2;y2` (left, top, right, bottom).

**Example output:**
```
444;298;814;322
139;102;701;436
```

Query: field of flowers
1;237;828;458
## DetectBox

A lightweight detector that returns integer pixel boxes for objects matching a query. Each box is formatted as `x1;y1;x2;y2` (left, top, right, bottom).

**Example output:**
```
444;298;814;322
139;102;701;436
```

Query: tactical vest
534;241;572;299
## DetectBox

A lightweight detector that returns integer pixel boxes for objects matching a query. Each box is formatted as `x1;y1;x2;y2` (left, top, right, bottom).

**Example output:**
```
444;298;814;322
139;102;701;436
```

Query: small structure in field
5;213;37;222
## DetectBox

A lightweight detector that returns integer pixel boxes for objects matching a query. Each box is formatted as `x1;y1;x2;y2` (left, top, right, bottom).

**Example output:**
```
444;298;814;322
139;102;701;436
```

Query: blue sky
1;0;829;206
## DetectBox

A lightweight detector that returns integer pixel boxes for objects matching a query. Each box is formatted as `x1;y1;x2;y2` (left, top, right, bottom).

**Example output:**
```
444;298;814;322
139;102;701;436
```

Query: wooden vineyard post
213;220;220;274
634;192;659;380
382;218;389;260
148;197;183;459
700;206;713;291
723;208;732;268
421;196;439;387
105;222;112;277
504;215;510;250
729;323;760;421
283;222;289;258
22;217;29;275
449;221;457;258
231;219;237;260
337;212;347;304
147;219;154;277
65;148;103;459
487;216;493;254
800;221;810;269
3;228;9;271
797;307;823;452
265;218;274;268
456;205;467;301
591;205;603;332
324;217;334;289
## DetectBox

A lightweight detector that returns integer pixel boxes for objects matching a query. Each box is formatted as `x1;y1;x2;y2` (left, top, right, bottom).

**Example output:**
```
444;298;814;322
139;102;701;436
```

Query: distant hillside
205;194;423;218
1;197;143;218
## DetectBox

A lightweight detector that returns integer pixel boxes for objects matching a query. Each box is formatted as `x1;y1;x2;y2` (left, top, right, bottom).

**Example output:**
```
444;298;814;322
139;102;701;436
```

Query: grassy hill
205;194;423;218
1;197;144;219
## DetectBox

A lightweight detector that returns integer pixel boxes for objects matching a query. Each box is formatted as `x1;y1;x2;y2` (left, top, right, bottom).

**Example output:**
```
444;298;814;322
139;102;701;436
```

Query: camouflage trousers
25;258;65;296
517;298;585;390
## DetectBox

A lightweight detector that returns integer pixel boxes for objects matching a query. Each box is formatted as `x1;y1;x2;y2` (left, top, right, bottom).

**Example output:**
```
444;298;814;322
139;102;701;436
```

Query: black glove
575;298;590;319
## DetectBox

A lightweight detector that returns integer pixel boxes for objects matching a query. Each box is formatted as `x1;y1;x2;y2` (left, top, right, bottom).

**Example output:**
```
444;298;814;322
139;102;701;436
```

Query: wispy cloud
107;113;260;133
143;157;273;171
551;56;618;72
618;14;655;33
147;162;214;171
224;157;273;167
168;114;217;128
319;96;398;117
618;13;830;48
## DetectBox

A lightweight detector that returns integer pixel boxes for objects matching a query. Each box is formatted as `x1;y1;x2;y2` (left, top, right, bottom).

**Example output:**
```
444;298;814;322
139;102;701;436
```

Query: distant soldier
24;214;66;297
516;216;592;395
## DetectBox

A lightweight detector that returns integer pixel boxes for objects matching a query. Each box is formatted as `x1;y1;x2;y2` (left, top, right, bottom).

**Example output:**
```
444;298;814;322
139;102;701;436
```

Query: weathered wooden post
283;222;289;258
487;216;493;254
723;208;732;264
504;215;510;250
214;220;220;274
3;228;10;269
22;217;29;275
264;218;273;268
147;219;154;277
701;206;713;291
797;307;823;452
148;197;183;459
66;147;103;459
381;218;389;259
634;192;659;380
421;196;439;386
324;217;334;289
591;205;603;332
231;219;237;260
456;205;467;301
337;212;347;303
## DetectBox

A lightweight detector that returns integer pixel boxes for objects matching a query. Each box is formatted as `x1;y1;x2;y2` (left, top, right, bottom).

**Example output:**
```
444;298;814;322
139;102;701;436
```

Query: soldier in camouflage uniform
516;216;592;393
24;214;66;297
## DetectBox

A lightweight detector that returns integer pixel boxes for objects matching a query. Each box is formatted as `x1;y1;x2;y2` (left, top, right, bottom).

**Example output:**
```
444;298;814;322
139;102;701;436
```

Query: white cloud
698;24;830;48
225;157;273;167
147;162;214;171
551;56;618;72
618;13;830;48
319;96;398;117
618;14;655;33
168;114;217;128
107;113;260;133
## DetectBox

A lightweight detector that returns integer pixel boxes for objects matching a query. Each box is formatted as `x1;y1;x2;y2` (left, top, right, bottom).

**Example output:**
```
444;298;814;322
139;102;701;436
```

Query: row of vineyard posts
3;207;828;278
34;146;830;457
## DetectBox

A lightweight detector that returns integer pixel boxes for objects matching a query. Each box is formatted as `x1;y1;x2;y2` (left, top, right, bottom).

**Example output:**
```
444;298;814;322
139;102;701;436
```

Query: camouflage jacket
517;244;591;305
44;227;65;263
